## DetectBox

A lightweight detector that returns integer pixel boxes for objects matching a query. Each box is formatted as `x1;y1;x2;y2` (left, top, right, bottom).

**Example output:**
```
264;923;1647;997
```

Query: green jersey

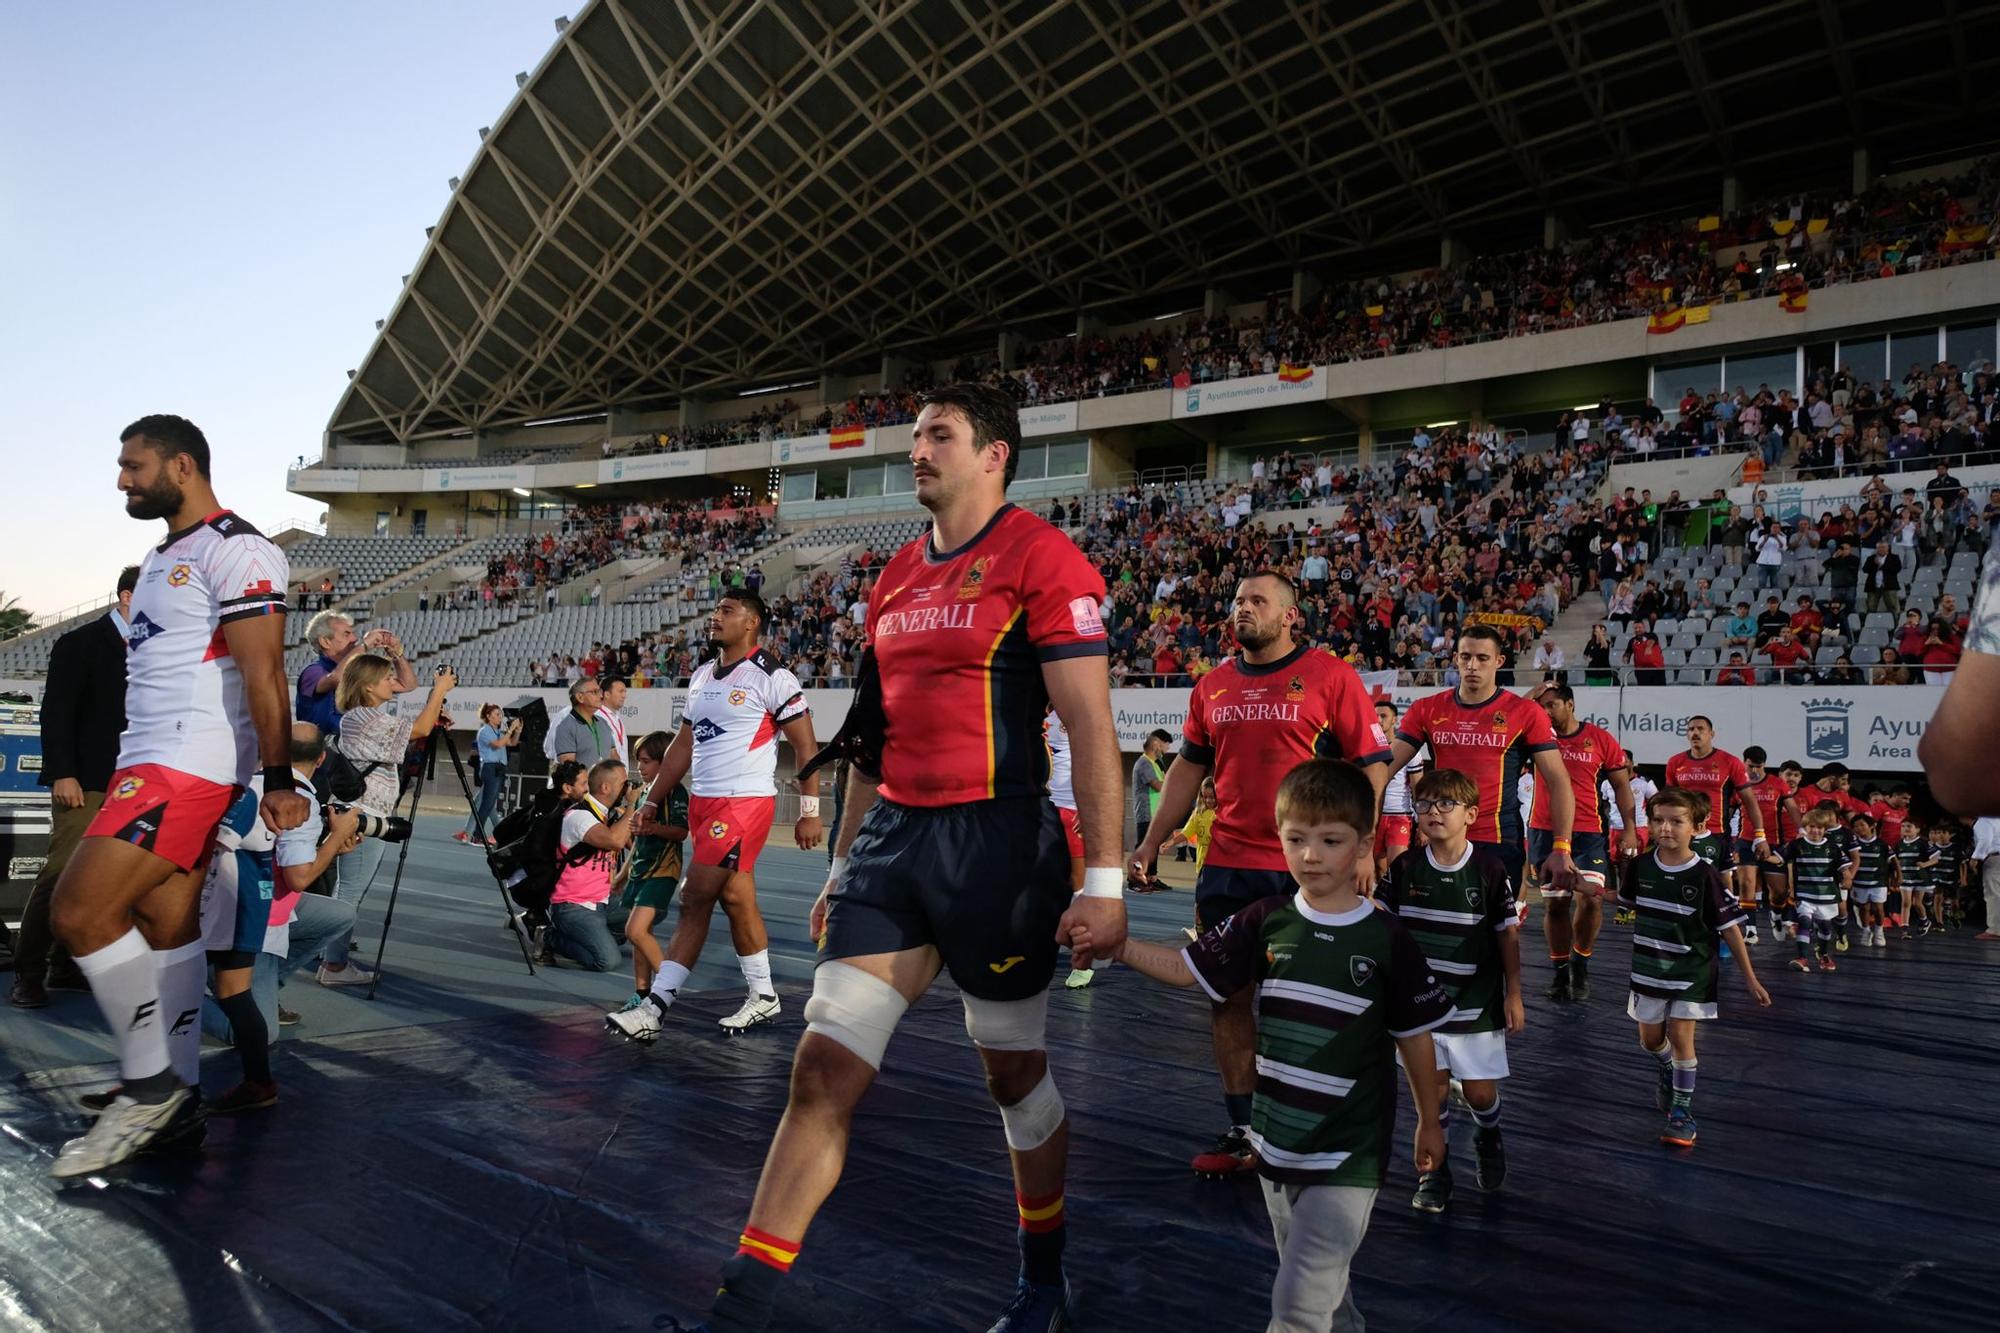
1183;893;1451;1187
1618;852;1745;1007
1894;837;1930;891
1690;832;1726;873
1927;840;1963;893
1786;836;1844;908
630;783;691;884
1379;844;1518;1035
1848;836;1894;891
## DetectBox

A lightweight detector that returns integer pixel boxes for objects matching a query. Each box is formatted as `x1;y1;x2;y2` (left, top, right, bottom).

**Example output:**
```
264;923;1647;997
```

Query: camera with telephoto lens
327;800;412;843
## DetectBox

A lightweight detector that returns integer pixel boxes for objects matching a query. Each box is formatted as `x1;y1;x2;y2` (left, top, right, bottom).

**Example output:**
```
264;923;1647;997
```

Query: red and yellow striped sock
1017;1189;1065;1234
1016;1189;1067;1286
735;1226;801;1274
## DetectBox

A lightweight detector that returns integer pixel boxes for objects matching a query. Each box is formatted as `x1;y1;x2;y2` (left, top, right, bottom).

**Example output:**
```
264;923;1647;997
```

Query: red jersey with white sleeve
684;649;809;797
1530;722;1626;834
1181;644;1392;872
1664;748;1753;837
118;510;289;786
867;504;1107;807
1397;688;1558;845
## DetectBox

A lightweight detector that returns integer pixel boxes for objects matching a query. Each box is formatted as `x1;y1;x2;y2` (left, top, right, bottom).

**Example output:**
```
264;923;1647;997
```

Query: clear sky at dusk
3;1;569;618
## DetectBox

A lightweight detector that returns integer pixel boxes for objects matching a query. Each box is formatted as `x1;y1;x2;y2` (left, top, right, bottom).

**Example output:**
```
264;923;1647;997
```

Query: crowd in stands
456;499;772;610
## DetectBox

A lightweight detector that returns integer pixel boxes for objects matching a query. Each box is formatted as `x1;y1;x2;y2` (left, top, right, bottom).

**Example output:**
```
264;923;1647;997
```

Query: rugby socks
1571;948;1591;985
644;960;691;1015
738;949;775;999
1670;1058;1697;1111
1646;1038;1672;1068
1016;1188;1067;1287
217;989;272;1086
155;941;209;1088
75;929;176;1102
1550;952;1571;987
711;1227;799;1333
1224;1091;1253;1134
1796;925;1814;961
1470;1093;1503;1131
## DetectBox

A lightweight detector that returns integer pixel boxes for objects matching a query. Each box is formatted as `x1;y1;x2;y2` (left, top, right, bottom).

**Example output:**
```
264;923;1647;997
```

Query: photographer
457;703;521;846
325;653;454;978
295;611;416;733
547;759;641;972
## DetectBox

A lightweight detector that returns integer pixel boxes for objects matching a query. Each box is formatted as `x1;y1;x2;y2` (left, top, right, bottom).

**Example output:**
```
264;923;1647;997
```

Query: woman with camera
319;653;454;984
457;703;521;847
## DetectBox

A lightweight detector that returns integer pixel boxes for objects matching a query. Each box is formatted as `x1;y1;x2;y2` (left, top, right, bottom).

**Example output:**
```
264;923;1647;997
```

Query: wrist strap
798;795;822;819
1079;867;1124;899
262;766;297;794
1551;838;1573;853
828;855;848;883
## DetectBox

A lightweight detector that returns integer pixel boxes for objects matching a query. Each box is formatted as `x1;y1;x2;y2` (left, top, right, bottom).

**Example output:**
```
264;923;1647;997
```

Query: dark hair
1413;767;1479;808
719;588;767;629
117;565;141;596
1147;728;1174;746
1274;758;1377;834
1742;745;1767;764
550;759;586;791
120;414;211;479
1686;714;1713;729
1241;568;1299;604
599;674;628;692
919;382;1021;486
1457;623;1506;652
1542;683;1575;705
635;729;671;762
1650;786;1703;823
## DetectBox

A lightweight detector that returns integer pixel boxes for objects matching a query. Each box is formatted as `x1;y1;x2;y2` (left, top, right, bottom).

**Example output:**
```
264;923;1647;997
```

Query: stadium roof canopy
331;0;2000;443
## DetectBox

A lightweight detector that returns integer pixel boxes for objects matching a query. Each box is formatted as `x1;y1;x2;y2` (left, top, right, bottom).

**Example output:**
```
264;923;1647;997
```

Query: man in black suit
9;566;137;1009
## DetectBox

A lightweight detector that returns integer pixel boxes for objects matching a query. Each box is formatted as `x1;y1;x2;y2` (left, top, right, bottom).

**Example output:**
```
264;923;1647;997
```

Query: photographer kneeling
326;654;453;981
548;758;640;971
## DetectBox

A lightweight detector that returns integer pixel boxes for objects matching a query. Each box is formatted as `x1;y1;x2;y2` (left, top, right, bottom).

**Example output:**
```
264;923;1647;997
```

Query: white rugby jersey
1606;774;1656;830
1044;710;1075;811
684;649;809;797
1382;749;1425;816
120;511;289;786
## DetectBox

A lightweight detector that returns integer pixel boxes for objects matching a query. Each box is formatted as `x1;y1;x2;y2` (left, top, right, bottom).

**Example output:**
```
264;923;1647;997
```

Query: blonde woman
1608;580;1636;628
321;653;454;985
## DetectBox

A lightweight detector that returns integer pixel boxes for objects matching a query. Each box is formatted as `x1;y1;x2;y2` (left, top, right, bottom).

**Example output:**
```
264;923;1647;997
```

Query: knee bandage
999;1069;1066;1151
802;962;909;1070
962;989;1050;1051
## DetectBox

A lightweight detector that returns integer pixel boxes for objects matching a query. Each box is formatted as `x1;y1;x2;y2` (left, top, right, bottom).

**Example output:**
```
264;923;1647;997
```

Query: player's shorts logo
988;955;1025;974
708;820;729;840
1349;955;1378;987
728;688;748;707
167;563;192;587
958;555;992;599
112;776;145;801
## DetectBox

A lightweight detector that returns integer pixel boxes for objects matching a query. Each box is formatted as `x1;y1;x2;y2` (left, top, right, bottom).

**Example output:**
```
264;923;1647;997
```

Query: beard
124;476;184;521
1234;620;1278;652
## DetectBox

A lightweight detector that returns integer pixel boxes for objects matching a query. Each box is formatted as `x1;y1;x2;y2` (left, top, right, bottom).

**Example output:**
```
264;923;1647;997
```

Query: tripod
367;726;537;1000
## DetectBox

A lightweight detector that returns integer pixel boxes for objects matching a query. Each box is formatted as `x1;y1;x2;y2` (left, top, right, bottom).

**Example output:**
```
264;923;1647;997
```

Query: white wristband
798;795;821;818
827;855;847;885
1079;867;1124;899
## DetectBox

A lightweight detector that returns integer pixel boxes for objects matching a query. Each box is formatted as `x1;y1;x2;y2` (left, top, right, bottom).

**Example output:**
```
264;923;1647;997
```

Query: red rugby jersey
1530;721;1626;834
1747;774;1798;844
1397;689;1558;845
867;505;1106;807
1663;748;1753;837
1181;644;1391;872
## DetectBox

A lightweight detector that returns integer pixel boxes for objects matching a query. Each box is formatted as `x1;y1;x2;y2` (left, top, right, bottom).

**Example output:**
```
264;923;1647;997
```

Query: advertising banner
1170;368;1326;420
1019;402;1080;436
1728;462;2000;521
426;465;532;492
603;452;704;483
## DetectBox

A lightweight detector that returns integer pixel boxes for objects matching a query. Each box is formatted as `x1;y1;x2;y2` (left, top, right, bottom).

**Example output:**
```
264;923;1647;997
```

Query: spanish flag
1683;304;1711;325
1941;224;1990;254
829;424;866;450
1364;304;1385;318
1779;290;1808;314
1278;362;1312;383
1806;218;1828;235
1697;215;1720;233
1772;219;1796;236
1647;308;1686;335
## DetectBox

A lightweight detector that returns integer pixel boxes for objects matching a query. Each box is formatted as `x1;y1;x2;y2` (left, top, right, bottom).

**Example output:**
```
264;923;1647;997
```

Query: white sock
75;928;171;1085
155;941;209;1087
737;949;773;998
648;960;691;1010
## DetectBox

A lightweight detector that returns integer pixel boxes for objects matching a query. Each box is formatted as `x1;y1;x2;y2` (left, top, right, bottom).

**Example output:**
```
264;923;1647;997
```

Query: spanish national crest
958;555;992;599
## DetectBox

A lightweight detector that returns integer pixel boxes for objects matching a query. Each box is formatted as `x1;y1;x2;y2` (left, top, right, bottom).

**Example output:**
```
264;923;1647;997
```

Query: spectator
1131;730;1171;876
1582;623;1616;686
1717;651;1756;686
1753;520;1788;590
598;676;631;762
1873;646;1915;686
1531;635;1564;672
458;704;521;845
1821;653;1865;686
10;565;138;1010
296;610;415;734
551;678;613;766
1724;601;1758;651
326;655;455;984
1825;539;1861;603
543;759;641;972
1921;617;1963;682
1761;627;1812;684
1625;621;1666;685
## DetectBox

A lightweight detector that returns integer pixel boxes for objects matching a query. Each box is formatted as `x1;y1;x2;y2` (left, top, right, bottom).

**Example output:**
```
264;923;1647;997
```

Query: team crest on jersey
1491;712;1506;727
1682;881;1699;904
957;555;992;599
1285;675;1306;702
1464;885;1483;911
167;563;192;587
1349;955;1378;987
112;776;145;801
728;688;749;707
708;820;729;840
